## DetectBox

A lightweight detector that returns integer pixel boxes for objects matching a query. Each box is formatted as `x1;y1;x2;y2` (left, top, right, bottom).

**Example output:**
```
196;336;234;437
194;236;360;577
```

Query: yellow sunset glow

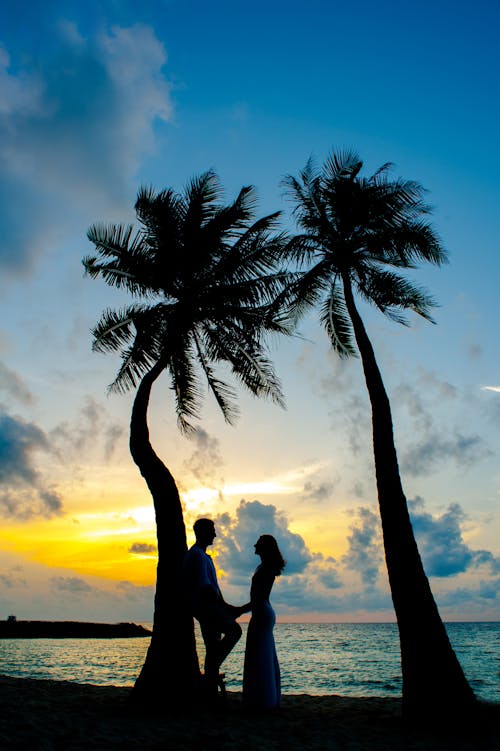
0;461;353;589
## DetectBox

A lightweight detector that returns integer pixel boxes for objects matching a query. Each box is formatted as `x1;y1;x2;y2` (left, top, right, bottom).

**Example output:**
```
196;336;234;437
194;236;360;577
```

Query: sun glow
129;505;156;528
182;462;328;511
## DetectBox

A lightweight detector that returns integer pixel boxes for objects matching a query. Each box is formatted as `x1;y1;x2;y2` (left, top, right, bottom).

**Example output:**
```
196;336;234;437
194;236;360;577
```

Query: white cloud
342;507;382;587
409;497;500;577
0;361;35;405
183;428;225;489
482;386;500;393
0;45;45;118
0;407;63;519
50;395;124;462
0;24;173;275
401;430;491;476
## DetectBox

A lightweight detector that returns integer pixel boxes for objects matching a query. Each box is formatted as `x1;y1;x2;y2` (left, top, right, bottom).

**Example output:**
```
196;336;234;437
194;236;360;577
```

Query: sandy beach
0;674;498;751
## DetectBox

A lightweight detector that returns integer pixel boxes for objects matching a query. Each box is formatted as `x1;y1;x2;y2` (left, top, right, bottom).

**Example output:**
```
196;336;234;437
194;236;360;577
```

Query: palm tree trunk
128;362;200;706
342;275;475;721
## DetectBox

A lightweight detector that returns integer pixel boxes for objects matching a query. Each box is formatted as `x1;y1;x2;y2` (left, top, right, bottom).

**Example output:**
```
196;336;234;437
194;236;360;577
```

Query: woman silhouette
243;535;285;710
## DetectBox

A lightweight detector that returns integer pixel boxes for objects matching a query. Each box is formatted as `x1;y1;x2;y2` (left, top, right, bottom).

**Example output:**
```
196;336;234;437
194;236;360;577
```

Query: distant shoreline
0;620;152;638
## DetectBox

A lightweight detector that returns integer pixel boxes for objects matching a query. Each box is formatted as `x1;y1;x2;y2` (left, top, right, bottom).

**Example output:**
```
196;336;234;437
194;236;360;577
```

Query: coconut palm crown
84;170;291;431
281;149;447;347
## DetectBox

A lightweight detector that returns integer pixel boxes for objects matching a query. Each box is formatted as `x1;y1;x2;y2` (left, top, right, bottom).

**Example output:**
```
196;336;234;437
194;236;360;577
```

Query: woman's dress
242;564;280;710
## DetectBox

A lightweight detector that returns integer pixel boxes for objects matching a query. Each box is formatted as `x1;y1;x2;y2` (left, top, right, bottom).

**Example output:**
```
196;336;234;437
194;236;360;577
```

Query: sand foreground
0;674;498;750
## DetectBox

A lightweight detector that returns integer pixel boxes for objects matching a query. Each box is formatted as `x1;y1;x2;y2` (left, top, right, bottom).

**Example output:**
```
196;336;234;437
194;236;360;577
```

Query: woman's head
254;535;286;575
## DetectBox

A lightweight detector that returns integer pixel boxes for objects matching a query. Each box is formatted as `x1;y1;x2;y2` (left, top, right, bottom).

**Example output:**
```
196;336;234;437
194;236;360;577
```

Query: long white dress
242;563;280;709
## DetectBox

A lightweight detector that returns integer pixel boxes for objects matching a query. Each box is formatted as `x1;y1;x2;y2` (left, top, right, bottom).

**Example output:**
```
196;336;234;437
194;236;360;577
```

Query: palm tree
282;150;475;721
83;171;291;704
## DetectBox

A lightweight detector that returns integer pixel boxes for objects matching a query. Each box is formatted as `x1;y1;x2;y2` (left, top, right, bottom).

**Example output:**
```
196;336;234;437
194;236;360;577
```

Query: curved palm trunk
129;362;200;705
342;276;475;721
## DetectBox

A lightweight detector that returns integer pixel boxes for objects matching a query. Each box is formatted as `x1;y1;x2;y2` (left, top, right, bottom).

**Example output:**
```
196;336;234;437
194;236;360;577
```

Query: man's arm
223;601;252;617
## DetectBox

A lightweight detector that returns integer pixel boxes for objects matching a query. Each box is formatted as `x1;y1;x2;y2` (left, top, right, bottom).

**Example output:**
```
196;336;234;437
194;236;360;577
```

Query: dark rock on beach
0;620;152;638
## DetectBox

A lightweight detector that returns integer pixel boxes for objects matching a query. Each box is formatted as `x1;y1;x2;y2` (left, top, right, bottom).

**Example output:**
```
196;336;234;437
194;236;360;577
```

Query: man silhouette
183;518;249;696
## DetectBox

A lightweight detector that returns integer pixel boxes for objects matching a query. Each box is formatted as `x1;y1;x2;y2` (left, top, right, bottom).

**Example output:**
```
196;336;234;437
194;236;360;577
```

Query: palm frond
193;330;239;425
324;149;363;181
108;337;158;395
84;221;159;295
86;223;135;259
214;221;287;288
194;188;262;271
91;305;145;354
357;269;438;323
83;257;156;296
272;234;317;268
371;161;393;179
320;284;357;358
282;171;323;227
204;324;285;407
135;186;185;272
233;342;285;407
167;342;204;434
280;260;333;322
383;220;447;267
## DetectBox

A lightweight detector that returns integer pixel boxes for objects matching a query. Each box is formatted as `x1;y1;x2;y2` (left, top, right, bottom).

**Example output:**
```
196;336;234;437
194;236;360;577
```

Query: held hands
228;602;251;617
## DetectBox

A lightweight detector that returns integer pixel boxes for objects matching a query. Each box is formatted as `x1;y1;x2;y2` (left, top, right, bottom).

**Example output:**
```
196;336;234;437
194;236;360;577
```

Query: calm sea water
0;622;498;702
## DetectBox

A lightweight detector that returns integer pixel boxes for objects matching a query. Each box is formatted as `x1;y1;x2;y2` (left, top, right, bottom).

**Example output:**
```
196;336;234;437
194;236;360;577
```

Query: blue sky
0;0;498;622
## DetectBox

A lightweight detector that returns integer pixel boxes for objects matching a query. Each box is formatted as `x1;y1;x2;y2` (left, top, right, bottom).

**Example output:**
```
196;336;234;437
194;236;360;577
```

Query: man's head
193;518;216;547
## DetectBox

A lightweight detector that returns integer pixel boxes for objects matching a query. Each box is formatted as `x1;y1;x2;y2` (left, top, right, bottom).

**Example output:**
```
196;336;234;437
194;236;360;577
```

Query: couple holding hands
183;518;285;710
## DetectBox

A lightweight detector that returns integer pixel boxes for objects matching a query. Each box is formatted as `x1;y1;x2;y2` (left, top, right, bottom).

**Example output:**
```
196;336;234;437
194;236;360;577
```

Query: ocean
0;622;498;703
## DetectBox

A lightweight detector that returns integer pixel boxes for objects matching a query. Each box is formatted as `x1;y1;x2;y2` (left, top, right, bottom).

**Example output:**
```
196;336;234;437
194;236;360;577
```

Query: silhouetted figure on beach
183;518;250;697
243;535;285;710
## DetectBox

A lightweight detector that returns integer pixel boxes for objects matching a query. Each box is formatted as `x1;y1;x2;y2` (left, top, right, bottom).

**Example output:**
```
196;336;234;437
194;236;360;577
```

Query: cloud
0;410;46;485
351;480;365;498
104;424;124;461
214;499;313;583
115;580;155;602
209;499;348;614
482;386;500;393
409;497;500;577
432;579;500;612
129;542;157;555
0;23;172;275
302;478;337;503
0;361;34;405
478;579;500;600
393;378;491;476
401;431;491;476
342;507;382;587
50;396;124;461
183;427;225;489
50;576;93;593
0;568;27;588
0;406;63;519
417;371;457;401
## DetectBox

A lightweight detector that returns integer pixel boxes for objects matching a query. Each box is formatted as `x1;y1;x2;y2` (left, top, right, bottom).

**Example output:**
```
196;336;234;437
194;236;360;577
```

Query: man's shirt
183;544;221;613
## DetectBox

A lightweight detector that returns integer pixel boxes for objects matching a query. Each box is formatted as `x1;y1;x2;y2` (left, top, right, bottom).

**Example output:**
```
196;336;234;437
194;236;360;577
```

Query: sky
0;0;499;623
